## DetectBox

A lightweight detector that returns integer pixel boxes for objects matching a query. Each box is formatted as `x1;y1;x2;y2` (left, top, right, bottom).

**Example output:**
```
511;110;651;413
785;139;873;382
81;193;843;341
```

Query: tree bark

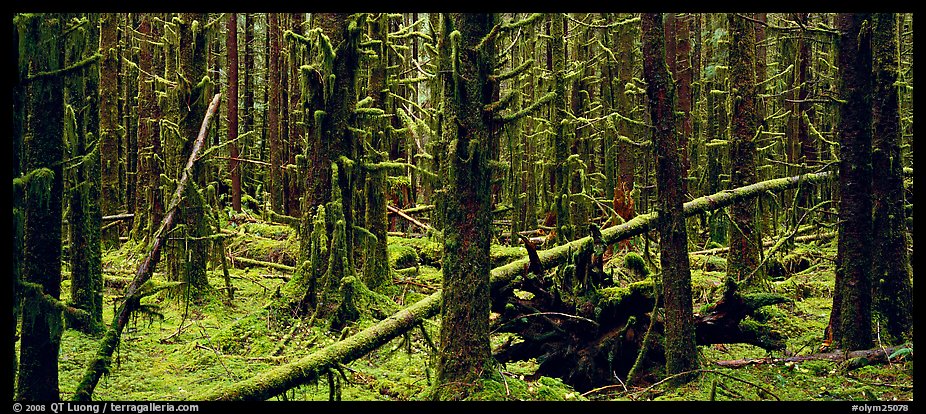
169;12;212;299
99;13;122;248
726;13;763;288
268;13;283;213
642;12;698;385
870;13;912;344
134;13;164;240
16;13;64;402
434;12;497;400
827;13;874;351
551;13;570;244
226;13;241;212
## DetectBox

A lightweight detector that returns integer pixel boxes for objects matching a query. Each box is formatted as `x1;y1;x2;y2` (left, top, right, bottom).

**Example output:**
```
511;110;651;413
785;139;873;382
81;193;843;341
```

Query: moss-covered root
195;291;441;400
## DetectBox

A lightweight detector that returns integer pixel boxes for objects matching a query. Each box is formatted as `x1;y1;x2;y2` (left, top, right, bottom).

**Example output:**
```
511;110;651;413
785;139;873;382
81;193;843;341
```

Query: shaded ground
46;219;912;401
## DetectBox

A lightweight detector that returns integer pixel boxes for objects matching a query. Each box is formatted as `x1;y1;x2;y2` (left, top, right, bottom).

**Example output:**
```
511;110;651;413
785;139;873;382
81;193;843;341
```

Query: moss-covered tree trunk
314;13;361;264
166;13;212;301
793;13;817;211
641;12;698;385
242;13;255;204
63;13;103;334
267;13;283;214
827;13;873;351
123;14;138;223
227;13;241;212
726;13;763;289
550;13;570;244
362;13;392;292
285;13;305;217
433;12;496;400
12;17;25;397
134;13;165;240
669;13;692;195
870;13;912;344
16;13;64;401
99;13;122;248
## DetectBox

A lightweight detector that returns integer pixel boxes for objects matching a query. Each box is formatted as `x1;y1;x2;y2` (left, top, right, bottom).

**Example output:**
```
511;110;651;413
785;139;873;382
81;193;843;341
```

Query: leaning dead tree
196;169;832;401
72;93;222;401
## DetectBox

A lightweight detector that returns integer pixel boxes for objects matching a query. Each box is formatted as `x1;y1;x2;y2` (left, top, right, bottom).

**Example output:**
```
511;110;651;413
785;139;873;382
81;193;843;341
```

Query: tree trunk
673;13;692;195
434;12;497;401
99;13;121;248
228;13;241;212
169;12;212;300
242;13;255;202
64;12;103;335
870;12;912;344
827;13;873;351
550;13;570;244
362;13;392;292
641;12;698;385
123;14;138;224
16;13;64;401
134;13;164;240
726;13;763;288
268;13;283;213
285;13;304;216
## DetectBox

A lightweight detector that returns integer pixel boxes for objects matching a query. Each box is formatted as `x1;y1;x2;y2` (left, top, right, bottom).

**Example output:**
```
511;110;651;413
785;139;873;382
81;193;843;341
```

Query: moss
490;244;526;268
388;244;419;269
463;372;585;401
390;237;443;266
622;251;649;278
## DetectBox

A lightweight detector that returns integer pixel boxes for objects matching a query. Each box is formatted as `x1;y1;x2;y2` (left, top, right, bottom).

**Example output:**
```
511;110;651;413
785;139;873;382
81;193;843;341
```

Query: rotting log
690;231;836;256
387;204;432;231
72;94;222;401
195;170;833;400
714;344;912;369
490;171;833;293
102;213;134;222
226;255;296;272
195;292;441;400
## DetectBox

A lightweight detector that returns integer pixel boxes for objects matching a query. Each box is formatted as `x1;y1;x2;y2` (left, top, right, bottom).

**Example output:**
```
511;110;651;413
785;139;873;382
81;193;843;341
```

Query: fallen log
226;255;295;272
689;231;837;256
72;94;222;401
387;204;434;215
195;292;441;400
102;213;134;222
195;170;834;400
386;204;432;231
714;344;912;369
490;171;833;293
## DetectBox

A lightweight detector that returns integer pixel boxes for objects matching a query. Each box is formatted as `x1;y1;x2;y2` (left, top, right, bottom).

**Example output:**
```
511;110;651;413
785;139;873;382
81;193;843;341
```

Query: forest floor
51;215;913;401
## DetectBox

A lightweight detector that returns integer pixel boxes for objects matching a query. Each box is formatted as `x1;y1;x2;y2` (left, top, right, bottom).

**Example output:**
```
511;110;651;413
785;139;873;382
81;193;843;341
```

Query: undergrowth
44;220;913;401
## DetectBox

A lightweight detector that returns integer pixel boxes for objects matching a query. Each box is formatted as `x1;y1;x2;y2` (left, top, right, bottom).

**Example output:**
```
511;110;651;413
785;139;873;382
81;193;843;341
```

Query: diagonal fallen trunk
195;170;834;401
72;94;222;401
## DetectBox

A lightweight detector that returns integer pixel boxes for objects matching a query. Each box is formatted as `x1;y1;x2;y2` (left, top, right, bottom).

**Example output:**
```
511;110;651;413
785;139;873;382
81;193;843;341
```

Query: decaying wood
195;170;833;400
490;171;833;293
101;213;134;222
386;204;432;231
195;292;441;400
690;231;837;256
226;255;296;272
714;344;912;369
72;93;222;401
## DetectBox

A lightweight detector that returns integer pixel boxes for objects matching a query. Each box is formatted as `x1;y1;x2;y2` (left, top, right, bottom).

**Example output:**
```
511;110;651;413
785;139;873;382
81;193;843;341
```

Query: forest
11;12;914;403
